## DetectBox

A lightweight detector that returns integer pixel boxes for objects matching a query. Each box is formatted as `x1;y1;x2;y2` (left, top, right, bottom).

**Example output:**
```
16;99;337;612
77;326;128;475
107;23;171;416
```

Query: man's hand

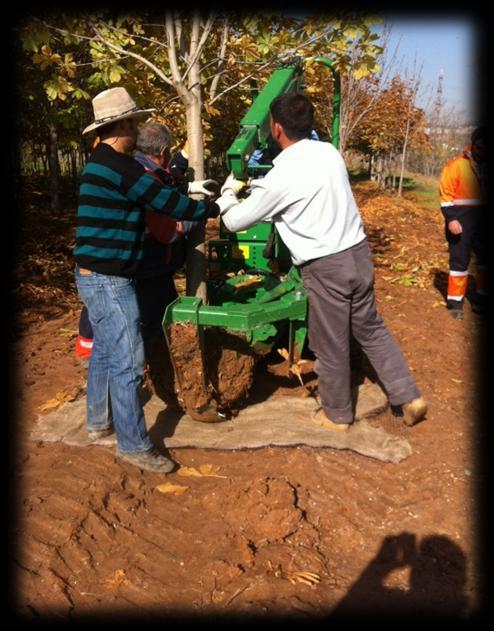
215;190;239;215
221;172;248;196
188;179;220;197
448;219;463;235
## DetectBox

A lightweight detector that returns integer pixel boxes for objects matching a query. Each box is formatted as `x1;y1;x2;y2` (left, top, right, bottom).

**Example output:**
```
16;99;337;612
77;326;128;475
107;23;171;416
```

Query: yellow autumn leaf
277;348;289;360
104;568;130;588
58;327;77;337
266;560;320;585
178;464;227;479
155;482;189;496
285;571;320;586
39;391;76;412
198;463;223;476
177;466;202;477
234;275;262;289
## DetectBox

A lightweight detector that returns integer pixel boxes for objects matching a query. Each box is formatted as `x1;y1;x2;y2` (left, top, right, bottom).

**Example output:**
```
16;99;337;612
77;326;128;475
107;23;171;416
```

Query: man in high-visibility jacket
439;126;487;319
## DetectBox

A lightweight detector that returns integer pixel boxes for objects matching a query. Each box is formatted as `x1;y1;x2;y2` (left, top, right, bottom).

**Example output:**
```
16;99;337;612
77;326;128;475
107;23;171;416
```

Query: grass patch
400;173;439;213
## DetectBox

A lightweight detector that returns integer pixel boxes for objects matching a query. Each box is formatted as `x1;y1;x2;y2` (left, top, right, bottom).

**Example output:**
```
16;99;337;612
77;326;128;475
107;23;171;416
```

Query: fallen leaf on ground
178;464;228;479
285;571;321;586
58;327;77;337
211;590;226;604
155;482;189;495
104;569;130;588
39;391;77;412
266;560;320;586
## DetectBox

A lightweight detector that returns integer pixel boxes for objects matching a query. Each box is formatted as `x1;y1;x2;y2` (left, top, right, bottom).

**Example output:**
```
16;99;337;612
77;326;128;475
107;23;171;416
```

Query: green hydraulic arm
226;63;304;180
226;56;340;181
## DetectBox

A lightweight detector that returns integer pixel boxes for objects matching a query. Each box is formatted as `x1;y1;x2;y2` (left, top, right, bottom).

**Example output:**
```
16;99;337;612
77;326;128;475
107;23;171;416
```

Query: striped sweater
73;143;218;277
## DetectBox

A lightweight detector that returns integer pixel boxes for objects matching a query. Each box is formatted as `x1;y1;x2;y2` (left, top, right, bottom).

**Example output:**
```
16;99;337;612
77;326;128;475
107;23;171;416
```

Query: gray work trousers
300;239;420;424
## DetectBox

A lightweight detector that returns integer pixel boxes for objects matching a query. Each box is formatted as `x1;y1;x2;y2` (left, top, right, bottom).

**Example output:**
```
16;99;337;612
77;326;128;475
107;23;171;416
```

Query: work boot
312;407;351;432
87;426;114;440
449;308;464;320
116;447;175;473
402;397;428;427
447;299;464;320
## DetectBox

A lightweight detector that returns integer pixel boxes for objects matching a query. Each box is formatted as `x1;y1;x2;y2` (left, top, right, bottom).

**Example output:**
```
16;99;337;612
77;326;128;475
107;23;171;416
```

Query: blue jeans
75;267;153;454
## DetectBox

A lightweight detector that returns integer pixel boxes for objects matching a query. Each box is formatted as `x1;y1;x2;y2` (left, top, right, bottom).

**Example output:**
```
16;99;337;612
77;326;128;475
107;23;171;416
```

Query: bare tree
340;24;400;155
397;59;423;196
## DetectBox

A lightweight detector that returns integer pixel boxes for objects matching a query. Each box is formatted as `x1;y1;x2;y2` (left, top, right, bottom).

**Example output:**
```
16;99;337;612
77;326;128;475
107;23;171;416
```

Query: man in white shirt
216;93;427;430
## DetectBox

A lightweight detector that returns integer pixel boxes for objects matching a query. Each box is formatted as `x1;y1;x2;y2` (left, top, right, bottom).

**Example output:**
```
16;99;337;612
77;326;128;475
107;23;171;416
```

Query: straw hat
82;87;156;135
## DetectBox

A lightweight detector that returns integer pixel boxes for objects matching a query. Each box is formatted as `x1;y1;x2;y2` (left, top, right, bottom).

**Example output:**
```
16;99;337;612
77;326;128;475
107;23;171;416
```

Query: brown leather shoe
312;408;351;431
402;397;428;426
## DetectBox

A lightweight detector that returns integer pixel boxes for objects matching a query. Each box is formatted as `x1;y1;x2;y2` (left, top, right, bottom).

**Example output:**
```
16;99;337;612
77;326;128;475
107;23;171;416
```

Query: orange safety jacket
439;144;483;222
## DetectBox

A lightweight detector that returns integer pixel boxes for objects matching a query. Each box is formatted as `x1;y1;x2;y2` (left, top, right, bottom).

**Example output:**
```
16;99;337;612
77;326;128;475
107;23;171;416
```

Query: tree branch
174;13;186;59
208;26;336;105
92;22;174;87
101;21;170;56
182;13;216;84
165;13;192;105
209;18;229;101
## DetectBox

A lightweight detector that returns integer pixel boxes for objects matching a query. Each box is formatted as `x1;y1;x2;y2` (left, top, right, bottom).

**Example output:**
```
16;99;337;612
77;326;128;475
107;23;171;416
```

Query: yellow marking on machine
232;245;250;259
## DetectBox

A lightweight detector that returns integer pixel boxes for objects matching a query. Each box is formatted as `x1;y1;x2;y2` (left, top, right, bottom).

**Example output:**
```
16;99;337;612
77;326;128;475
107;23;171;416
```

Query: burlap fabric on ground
31;382;411;463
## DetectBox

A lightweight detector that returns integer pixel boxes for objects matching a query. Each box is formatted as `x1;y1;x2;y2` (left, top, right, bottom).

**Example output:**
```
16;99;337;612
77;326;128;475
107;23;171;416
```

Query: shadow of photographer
331;532;468;619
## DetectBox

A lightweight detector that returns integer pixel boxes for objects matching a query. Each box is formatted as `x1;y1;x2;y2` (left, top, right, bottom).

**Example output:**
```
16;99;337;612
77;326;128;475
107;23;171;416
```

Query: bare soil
9;179;487;621
166;324;257;420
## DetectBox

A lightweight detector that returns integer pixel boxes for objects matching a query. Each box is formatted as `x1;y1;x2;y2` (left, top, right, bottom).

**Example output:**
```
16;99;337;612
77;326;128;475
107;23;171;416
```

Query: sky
378;16;480;124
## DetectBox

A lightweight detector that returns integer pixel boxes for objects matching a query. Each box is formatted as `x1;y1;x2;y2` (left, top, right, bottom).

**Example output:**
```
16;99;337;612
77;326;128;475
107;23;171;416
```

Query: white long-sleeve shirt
222;139;366;265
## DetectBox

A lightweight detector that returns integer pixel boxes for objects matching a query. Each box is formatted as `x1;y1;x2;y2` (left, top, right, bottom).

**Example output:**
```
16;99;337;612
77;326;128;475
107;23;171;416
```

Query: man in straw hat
74;87;222;473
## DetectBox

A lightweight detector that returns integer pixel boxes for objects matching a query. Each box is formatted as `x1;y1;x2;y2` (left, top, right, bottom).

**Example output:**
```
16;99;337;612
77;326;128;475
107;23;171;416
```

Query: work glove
215;190;239;215
221;172;248;196
187;179;220;197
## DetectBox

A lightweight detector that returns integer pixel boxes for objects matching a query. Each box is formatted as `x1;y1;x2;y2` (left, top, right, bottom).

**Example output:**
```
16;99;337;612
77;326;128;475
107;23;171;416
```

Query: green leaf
45;83;58;101
109;67;122;83
73;88;91;100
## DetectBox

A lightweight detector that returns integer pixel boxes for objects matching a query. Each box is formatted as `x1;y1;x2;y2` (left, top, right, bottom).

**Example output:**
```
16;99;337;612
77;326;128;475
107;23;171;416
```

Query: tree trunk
70;149;78;192
398;116;411;197
48;123;60;212
40;145;48;177
376;154;384;187
184;13;208;303
184;101;208;302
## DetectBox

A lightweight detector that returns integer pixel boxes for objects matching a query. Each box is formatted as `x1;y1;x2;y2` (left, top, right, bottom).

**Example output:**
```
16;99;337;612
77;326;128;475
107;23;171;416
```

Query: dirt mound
167;323;257;420
205;328;257;410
